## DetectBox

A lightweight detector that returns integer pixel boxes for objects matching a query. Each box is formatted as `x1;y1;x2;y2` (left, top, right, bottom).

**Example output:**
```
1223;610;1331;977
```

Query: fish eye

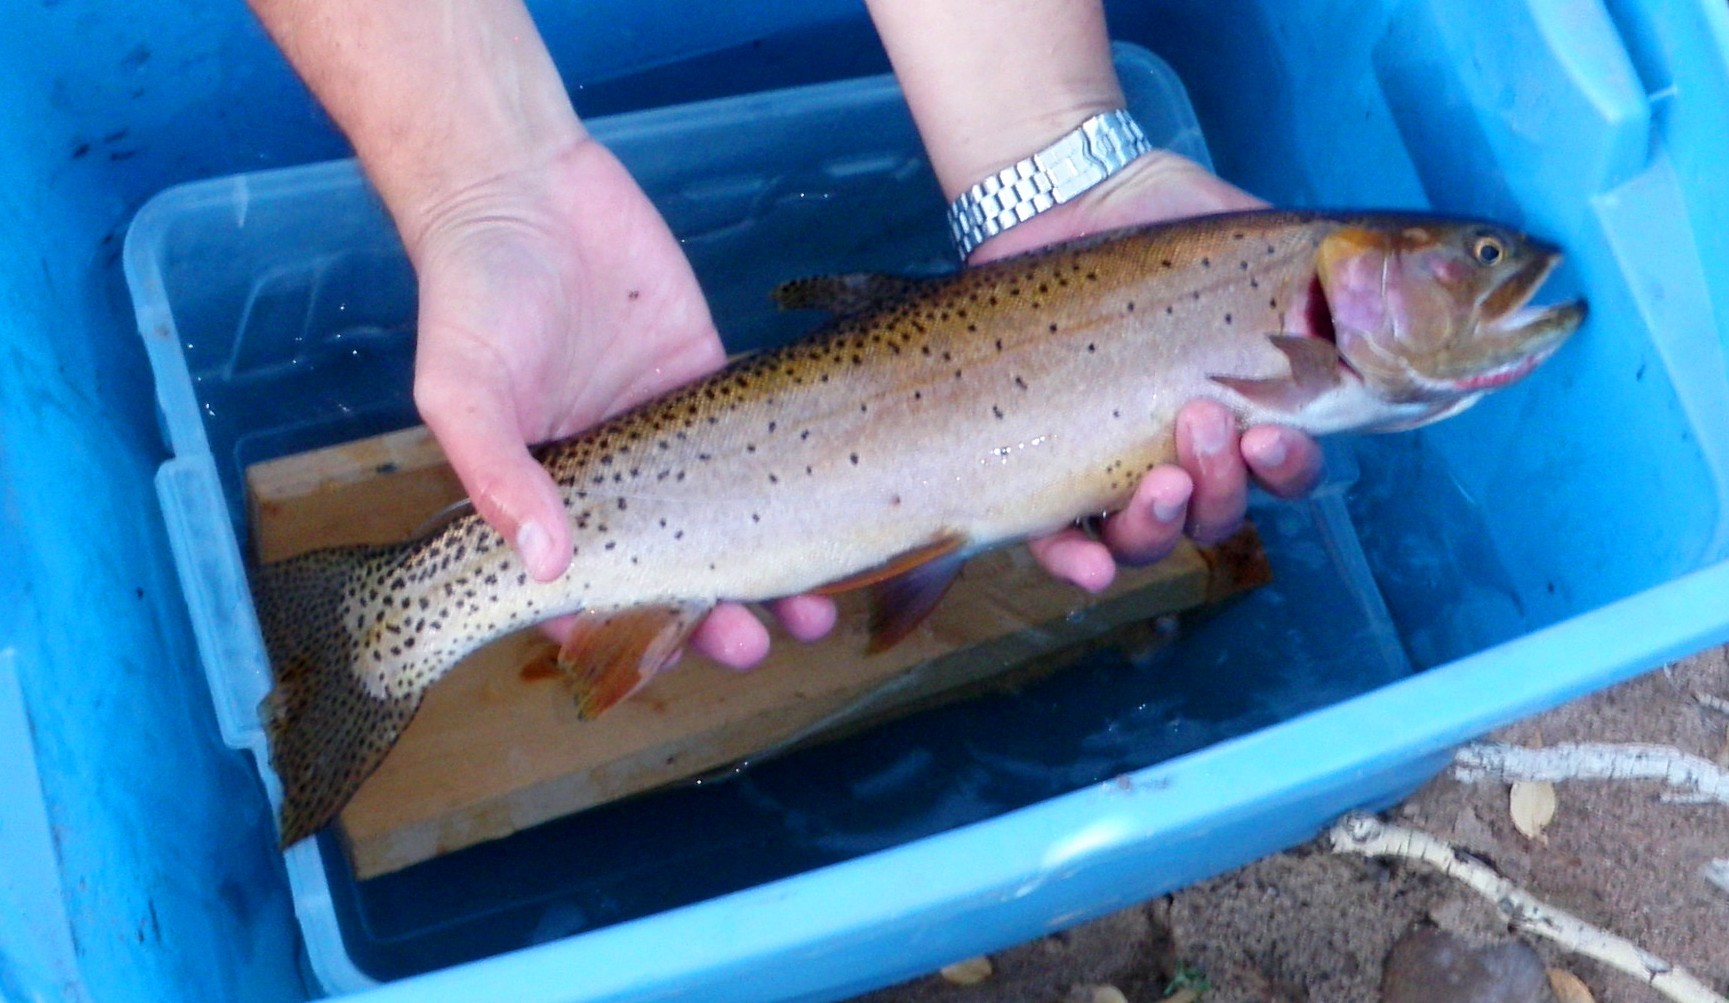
1471;234;1506;266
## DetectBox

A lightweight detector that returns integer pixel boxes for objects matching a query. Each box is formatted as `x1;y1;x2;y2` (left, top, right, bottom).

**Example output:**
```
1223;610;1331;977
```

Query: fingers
1099;465;1193;566
1028;528;1118;594
1242;425;1324;499
687;603;771;670
687;595;838;671
416;356;573;583
1174;399;1248;545
767;594;839;643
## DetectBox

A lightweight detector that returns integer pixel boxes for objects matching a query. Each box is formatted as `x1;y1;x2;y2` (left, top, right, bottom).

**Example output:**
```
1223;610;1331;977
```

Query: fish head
1313;218;1586;426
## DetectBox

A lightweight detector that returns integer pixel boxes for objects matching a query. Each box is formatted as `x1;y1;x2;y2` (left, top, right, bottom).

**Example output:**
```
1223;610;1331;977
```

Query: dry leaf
1547;966;1595;1003
939;956;993;986
1510;780;1558;842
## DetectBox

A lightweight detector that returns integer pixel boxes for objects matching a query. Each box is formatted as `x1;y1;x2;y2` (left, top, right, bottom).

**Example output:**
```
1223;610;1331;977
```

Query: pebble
1381;927;1557;1003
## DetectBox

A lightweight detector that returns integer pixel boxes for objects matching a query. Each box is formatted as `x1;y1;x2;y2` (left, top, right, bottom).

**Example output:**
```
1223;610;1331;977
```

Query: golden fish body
257;210;1584;844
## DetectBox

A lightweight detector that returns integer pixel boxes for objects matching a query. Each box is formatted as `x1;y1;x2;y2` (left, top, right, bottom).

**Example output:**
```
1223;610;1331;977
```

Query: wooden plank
247;428;1269;878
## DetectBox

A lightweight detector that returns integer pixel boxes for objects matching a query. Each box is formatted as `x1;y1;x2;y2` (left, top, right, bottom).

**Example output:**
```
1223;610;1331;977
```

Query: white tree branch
1452;742;1729;807
1329;814;1727;1003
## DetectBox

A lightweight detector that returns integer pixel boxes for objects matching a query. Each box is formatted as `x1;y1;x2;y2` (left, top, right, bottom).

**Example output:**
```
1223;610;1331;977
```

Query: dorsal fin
771;272;926;316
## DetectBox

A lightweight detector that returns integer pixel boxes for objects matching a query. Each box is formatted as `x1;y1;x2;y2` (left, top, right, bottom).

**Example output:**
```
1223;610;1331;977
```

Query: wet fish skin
256;210;1585;846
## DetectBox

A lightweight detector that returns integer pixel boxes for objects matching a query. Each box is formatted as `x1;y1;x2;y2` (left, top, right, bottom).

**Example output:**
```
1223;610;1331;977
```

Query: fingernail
1192;409;1231;457
515;520;555;578
1250;433;1288;469
1152;486;1189;524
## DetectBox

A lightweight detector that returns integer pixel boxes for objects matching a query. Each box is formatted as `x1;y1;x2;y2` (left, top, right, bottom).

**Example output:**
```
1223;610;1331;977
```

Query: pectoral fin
559;603;708;719
771;272;926;315
1210;334;1345;412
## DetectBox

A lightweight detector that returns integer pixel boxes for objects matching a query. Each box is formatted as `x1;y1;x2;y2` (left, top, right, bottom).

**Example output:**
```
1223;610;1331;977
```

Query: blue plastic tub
5;3;1729;1001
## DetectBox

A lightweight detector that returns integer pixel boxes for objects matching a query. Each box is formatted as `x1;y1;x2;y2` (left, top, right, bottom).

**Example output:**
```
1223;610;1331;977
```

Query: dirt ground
855;648;1729;1003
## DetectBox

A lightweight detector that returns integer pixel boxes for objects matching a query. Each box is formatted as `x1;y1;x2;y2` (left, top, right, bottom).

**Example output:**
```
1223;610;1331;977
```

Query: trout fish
257;210;1584;846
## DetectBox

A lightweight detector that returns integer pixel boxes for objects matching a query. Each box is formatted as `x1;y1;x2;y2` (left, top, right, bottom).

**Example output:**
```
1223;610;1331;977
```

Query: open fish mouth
1454;249;1586;390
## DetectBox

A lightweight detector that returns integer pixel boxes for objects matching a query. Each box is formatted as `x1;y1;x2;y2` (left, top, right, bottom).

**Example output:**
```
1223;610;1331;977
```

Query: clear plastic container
124;45;1407;992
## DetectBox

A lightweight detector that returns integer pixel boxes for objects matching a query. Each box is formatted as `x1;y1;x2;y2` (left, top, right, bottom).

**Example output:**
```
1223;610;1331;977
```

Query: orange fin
813;534;967;596
559;603;708;719
866;549;968;654
1211;334;1344;412
771;272;926;316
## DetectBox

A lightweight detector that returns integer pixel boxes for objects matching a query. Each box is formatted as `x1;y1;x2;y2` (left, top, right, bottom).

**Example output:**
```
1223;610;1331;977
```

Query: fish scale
255;209;1584;845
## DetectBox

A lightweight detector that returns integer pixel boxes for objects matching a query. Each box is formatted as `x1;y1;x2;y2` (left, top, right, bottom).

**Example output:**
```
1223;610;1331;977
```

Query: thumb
416;367;572;583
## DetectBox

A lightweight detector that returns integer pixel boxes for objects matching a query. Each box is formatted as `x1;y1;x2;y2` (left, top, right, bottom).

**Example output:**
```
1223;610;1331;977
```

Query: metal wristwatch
945;109;1153;260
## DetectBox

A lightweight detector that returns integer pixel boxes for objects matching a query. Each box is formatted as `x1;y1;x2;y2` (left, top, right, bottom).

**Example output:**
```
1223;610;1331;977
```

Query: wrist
946;108;1151;260
250;0;585;254
864;0;1124;200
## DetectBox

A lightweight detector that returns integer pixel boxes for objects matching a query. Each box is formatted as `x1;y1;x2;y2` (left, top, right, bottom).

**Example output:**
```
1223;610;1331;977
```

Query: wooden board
247;427;1270;878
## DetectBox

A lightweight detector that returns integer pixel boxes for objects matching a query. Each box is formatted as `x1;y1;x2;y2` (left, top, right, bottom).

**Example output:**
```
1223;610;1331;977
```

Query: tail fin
253;544;424;847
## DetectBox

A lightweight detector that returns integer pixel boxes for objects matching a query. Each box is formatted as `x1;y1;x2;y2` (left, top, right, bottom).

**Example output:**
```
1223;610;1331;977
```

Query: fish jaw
1312;220;1585;416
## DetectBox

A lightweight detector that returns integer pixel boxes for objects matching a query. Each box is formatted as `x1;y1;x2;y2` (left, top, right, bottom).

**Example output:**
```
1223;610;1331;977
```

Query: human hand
968;150;1325;588
408;137;836;668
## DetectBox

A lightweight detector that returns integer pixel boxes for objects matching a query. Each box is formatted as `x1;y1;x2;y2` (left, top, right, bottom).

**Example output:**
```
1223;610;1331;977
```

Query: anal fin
559;603;708;719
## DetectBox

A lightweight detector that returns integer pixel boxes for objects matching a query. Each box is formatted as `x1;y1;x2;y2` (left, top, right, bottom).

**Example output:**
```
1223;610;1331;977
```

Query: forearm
247;0;583;251
863;0;1123;200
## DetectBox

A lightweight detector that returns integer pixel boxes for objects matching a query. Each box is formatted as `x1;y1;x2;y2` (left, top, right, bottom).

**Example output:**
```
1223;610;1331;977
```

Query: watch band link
946;109;1153;261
